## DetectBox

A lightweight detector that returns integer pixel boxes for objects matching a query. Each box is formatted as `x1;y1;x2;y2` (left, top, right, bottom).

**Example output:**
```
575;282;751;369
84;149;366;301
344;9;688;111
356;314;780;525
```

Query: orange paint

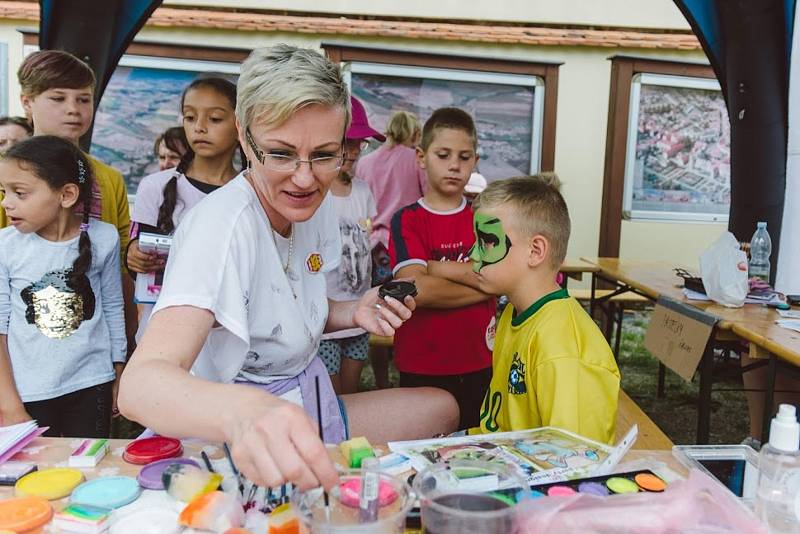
0;496;53;533
269;503;301;534
634;473;667;492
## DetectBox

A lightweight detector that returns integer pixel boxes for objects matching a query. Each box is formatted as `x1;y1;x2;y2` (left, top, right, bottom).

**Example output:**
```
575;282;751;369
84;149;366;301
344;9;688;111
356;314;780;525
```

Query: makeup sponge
339;437;375;468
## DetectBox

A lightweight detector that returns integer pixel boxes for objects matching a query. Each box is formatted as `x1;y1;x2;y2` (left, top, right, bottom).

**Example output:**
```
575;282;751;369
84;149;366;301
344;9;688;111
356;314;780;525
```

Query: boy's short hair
474;176;571;268
420;107;478;151
18;50;96;98
531;171;562;191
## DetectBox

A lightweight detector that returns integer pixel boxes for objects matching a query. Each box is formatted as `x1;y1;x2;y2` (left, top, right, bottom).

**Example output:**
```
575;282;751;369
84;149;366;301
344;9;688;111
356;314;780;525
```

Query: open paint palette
527;469;667;498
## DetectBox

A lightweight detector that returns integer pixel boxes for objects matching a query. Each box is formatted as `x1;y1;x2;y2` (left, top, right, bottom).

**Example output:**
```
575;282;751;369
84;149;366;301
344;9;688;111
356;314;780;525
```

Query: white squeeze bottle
757;404;800;533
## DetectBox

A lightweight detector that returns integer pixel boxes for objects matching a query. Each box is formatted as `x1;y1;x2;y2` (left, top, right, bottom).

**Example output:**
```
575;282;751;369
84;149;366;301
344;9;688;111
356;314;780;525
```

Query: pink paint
339;478;398;508
547;485;577;497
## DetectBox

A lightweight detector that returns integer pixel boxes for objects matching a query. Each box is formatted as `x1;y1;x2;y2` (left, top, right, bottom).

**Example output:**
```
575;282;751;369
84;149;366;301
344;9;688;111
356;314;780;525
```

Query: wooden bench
570;288;650;305
616;389;673;450
571;288;651;359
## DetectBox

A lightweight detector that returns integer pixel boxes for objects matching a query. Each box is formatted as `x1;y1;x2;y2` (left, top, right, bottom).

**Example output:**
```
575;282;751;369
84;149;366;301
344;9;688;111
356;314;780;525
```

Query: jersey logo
508;352;527;395
306;252;323;273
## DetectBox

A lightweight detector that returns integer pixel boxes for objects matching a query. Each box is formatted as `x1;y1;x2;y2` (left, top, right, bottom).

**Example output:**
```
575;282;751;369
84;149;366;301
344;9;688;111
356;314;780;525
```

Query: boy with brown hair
429;176;620;443
2;50;137;413
389;107;495;429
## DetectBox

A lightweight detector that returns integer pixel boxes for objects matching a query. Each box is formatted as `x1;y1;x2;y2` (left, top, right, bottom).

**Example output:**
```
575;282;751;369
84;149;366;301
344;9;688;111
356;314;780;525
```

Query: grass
615;309;749;445
115;308;751;445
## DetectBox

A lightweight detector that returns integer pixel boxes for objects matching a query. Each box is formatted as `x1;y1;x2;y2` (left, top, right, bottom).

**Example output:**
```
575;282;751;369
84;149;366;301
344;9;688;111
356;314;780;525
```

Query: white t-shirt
152;173;341;384
131;169;219;341
322;179;376;340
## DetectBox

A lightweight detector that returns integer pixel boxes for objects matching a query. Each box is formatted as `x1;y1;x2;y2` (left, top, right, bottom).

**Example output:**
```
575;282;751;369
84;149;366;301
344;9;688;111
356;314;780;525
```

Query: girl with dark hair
153;126;188;171
127;77;241;340
0;135;126;436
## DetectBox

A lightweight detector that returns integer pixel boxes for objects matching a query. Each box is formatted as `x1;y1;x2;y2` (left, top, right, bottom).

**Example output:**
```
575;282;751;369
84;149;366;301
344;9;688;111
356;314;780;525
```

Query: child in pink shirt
355;111;426;252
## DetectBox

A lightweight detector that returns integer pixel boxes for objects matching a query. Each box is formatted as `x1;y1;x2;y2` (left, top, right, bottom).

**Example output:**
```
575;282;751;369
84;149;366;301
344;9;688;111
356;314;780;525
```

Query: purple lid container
137;457;199;490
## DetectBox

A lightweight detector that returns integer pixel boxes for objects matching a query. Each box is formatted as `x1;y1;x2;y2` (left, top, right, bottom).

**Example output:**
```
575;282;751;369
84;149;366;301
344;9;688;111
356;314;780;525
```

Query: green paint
605;477;639;494
87;439;107;456
469;212;512;273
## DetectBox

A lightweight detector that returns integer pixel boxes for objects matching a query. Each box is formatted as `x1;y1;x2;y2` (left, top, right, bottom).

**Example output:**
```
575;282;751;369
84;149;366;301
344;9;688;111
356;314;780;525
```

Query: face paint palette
123;436;182;465
528;469;667;498
378;280;418;300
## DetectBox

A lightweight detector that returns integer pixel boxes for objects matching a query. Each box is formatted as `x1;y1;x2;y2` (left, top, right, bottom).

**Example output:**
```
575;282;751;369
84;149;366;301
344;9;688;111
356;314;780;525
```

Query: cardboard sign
643;296;718;382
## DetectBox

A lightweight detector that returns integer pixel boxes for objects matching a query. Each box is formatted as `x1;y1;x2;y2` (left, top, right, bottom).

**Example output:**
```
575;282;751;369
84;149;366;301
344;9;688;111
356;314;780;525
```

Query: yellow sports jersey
1;154;130;273
474;288;620;444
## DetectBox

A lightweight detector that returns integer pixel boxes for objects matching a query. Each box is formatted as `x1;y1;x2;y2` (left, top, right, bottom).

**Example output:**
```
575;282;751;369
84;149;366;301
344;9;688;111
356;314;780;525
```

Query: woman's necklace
271;224;294;273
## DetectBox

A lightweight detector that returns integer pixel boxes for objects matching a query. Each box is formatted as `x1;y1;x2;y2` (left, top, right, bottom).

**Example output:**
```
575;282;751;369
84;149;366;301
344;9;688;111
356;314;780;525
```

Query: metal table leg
761;354;778;444
696;335;715;444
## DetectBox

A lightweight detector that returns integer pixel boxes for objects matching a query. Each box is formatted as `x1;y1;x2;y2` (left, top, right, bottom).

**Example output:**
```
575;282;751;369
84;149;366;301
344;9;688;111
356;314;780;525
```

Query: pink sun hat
347;96;386;142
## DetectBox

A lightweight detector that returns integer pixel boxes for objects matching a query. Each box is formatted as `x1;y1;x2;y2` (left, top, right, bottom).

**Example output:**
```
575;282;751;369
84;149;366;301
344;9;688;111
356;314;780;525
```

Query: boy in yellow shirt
429;176;620;443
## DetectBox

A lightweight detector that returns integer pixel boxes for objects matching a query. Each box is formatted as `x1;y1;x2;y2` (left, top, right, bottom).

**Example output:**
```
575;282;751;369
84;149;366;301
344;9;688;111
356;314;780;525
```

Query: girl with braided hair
127;77;242;340
0;135;125;436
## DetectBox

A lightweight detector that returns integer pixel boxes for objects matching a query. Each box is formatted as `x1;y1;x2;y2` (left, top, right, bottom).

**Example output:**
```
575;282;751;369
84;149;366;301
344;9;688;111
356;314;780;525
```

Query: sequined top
0;219;127;402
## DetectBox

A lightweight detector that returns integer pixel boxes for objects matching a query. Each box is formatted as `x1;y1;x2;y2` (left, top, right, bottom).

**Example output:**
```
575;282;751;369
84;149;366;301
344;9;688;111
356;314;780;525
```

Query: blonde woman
119;45;458;492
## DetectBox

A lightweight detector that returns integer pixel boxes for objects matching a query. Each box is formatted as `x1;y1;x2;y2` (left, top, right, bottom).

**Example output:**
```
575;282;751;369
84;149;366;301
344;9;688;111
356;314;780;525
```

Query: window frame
623;72;728;223
323;42;561;173
598;55;719;258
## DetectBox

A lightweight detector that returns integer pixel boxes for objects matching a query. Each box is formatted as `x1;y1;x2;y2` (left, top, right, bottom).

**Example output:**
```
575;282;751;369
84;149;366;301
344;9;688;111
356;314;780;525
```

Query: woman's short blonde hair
236;44;350;132
385;111;420;146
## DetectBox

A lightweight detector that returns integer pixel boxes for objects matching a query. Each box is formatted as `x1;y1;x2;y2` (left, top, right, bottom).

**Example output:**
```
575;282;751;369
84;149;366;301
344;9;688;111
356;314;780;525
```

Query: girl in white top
0;136;125;435
119;45;459;493
318;96;382;395
126;78;241;340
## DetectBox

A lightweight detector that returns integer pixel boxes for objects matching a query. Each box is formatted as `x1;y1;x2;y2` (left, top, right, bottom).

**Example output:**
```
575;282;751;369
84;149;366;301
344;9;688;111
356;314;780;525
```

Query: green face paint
469;212;512;273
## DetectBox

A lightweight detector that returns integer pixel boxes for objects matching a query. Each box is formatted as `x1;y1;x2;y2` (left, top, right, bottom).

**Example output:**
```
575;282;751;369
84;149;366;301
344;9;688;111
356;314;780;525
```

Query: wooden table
581;257;800;444
559;257;600;283
0;437;687;507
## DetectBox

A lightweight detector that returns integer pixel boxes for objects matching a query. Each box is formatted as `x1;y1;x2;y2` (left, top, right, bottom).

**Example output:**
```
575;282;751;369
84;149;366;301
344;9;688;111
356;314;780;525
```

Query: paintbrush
315;376;331;521
223;442;245;497
200;450;215;473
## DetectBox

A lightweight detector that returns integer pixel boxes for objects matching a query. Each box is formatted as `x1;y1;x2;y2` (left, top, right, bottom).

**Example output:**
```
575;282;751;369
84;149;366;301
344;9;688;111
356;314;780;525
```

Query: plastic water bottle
756;404;800;532
749;221;772;283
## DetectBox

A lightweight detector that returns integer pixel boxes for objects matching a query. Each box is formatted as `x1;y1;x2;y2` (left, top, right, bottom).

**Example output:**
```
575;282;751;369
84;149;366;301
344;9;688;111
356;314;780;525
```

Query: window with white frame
623;73;730;222
345;62;545;181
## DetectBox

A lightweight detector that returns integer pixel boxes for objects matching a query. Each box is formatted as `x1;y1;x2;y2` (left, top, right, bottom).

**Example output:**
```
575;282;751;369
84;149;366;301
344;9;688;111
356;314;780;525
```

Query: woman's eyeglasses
246;128;344;173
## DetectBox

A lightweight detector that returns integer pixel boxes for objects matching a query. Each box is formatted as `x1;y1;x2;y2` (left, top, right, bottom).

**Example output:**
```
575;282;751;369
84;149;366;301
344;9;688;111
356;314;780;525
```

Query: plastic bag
513;469;767;533
699;232;748;308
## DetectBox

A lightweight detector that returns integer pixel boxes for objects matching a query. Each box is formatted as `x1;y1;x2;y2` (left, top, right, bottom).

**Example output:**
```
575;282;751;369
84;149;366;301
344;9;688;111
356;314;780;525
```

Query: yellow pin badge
306;252;323;273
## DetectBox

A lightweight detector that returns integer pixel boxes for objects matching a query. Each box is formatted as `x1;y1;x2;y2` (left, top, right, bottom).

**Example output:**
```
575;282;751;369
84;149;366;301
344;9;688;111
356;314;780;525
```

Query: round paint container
110;507;181;534
0;496;53;532
546;485;577;497
634;473;666;492
606;477;640;494
577;481;609;496
378;280;418;300
71;476;141;509
15;468;84;500
137;457;199;490
123;437;182;465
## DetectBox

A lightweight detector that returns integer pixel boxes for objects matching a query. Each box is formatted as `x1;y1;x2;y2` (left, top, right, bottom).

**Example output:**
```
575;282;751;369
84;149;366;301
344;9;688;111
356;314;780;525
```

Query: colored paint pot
123;437;182;465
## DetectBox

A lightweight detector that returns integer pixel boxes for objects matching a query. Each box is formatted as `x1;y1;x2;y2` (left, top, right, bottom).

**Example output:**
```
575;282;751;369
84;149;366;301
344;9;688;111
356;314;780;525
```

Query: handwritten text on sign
643;297;718;382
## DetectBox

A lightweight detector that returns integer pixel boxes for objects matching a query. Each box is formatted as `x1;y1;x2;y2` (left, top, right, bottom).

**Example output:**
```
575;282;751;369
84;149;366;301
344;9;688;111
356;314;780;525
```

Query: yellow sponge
339;437;375;468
